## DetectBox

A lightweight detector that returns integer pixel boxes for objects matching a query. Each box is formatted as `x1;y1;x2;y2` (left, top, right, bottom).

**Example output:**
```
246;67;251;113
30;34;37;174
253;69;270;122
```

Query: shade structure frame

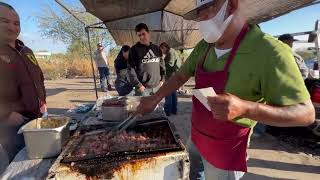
81;0;320;49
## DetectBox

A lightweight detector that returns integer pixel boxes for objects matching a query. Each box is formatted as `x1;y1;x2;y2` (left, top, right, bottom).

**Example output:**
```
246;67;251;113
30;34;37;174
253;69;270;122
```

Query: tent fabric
80;0;318;48
105;11;201;49
80;0;172;22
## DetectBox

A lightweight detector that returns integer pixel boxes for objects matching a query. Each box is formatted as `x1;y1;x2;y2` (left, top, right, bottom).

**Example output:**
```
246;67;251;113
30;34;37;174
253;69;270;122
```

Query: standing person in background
0;2;46;173
127;23;166;96
114;45;133;96
178;49;188;95
313;61;319;70
278;34;309;80
179;49;185;64
94;43;112;92
160;42;181;116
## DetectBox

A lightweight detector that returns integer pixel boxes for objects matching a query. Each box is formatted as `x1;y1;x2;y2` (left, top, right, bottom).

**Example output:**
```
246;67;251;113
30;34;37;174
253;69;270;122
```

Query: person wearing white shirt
94;43;112;92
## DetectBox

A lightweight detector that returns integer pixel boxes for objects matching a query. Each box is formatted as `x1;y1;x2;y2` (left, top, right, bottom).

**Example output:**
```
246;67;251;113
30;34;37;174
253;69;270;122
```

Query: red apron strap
223;23;249;72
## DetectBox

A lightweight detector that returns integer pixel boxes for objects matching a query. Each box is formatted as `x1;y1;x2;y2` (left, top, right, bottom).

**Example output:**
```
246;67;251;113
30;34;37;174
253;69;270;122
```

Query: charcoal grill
47;119;189;180
61;120;183;163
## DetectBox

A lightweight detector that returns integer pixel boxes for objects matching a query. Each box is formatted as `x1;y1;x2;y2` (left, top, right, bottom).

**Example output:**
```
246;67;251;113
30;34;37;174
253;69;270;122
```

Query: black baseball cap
97;43;103;47
278;34;298;42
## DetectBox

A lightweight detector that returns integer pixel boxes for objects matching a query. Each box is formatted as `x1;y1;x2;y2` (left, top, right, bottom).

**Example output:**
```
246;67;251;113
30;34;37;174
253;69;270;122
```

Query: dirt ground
46;78;320;180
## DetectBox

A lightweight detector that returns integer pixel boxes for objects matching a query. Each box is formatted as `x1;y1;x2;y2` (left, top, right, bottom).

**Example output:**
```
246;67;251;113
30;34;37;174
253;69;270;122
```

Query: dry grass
66;59;93;78
39;56;95;80
39;61;67;80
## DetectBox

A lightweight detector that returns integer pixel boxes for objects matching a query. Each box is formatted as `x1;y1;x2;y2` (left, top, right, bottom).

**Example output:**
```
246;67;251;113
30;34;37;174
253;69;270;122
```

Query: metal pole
86;27;99;100
54;0;99;99
54;0;102;99
55;0;86;26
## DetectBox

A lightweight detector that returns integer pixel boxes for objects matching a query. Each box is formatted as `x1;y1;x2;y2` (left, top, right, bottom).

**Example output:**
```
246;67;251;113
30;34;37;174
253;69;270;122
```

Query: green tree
37;4;114;57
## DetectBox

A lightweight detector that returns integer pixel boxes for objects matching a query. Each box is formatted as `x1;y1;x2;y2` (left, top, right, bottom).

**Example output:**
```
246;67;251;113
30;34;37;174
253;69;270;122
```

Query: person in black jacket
127;23;165;96
114;45;133;96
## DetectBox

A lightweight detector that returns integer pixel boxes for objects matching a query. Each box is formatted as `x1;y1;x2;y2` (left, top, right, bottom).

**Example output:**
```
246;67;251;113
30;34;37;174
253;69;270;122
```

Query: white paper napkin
192;87;217;111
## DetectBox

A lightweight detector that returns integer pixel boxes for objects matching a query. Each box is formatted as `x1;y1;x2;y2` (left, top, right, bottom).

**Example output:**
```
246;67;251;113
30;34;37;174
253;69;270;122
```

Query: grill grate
61;120;183;163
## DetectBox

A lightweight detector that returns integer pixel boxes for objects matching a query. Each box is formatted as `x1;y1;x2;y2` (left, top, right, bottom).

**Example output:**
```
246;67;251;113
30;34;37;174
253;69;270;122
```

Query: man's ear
228;0;239;15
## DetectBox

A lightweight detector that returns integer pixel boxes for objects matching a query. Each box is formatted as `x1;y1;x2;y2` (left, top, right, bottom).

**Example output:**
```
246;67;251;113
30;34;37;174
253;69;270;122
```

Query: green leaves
37;4;114;56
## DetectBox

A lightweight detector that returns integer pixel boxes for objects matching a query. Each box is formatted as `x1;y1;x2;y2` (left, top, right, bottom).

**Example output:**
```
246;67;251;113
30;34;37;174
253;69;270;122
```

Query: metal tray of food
18;116;70;159
61;120;183;163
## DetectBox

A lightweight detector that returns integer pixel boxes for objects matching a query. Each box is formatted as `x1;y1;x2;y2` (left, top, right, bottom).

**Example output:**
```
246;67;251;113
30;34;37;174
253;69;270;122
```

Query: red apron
191;24;250;172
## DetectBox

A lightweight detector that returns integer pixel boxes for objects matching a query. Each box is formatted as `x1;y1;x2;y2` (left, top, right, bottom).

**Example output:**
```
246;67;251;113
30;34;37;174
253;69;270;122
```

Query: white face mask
199;0;234;43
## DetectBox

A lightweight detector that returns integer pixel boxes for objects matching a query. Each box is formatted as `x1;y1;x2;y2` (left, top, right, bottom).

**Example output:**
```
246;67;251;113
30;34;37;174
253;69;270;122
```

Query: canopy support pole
55;0;99;100
55;0;86;26
86;27;99;100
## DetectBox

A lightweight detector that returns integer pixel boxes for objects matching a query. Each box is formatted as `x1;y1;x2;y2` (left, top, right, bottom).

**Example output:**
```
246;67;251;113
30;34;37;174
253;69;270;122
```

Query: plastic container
102;106;129;121
18;117;70;159
102;96;141;121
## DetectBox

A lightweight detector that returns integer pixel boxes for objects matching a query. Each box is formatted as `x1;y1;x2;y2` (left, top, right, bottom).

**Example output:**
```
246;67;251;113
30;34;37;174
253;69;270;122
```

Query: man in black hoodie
127;23;165;96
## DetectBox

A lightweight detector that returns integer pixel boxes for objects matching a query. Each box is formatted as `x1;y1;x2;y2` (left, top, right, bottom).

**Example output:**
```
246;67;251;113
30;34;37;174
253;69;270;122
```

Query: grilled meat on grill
102;98;127;107
74;131;170;157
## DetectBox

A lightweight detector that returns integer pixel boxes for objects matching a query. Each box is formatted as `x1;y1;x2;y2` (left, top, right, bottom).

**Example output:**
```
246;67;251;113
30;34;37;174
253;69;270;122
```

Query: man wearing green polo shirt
135;0;315;179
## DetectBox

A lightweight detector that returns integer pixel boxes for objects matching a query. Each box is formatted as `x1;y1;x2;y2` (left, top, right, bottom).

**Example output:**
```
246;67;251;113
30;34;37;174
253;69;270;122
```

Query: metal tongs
110;114;140;133
86;114;141;135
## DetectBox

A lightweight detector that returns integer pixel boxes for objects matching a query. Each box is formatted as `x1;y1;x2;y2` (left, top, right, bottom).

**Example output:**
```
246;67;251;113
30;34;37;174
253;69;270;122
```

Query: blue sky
2;0;320;53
